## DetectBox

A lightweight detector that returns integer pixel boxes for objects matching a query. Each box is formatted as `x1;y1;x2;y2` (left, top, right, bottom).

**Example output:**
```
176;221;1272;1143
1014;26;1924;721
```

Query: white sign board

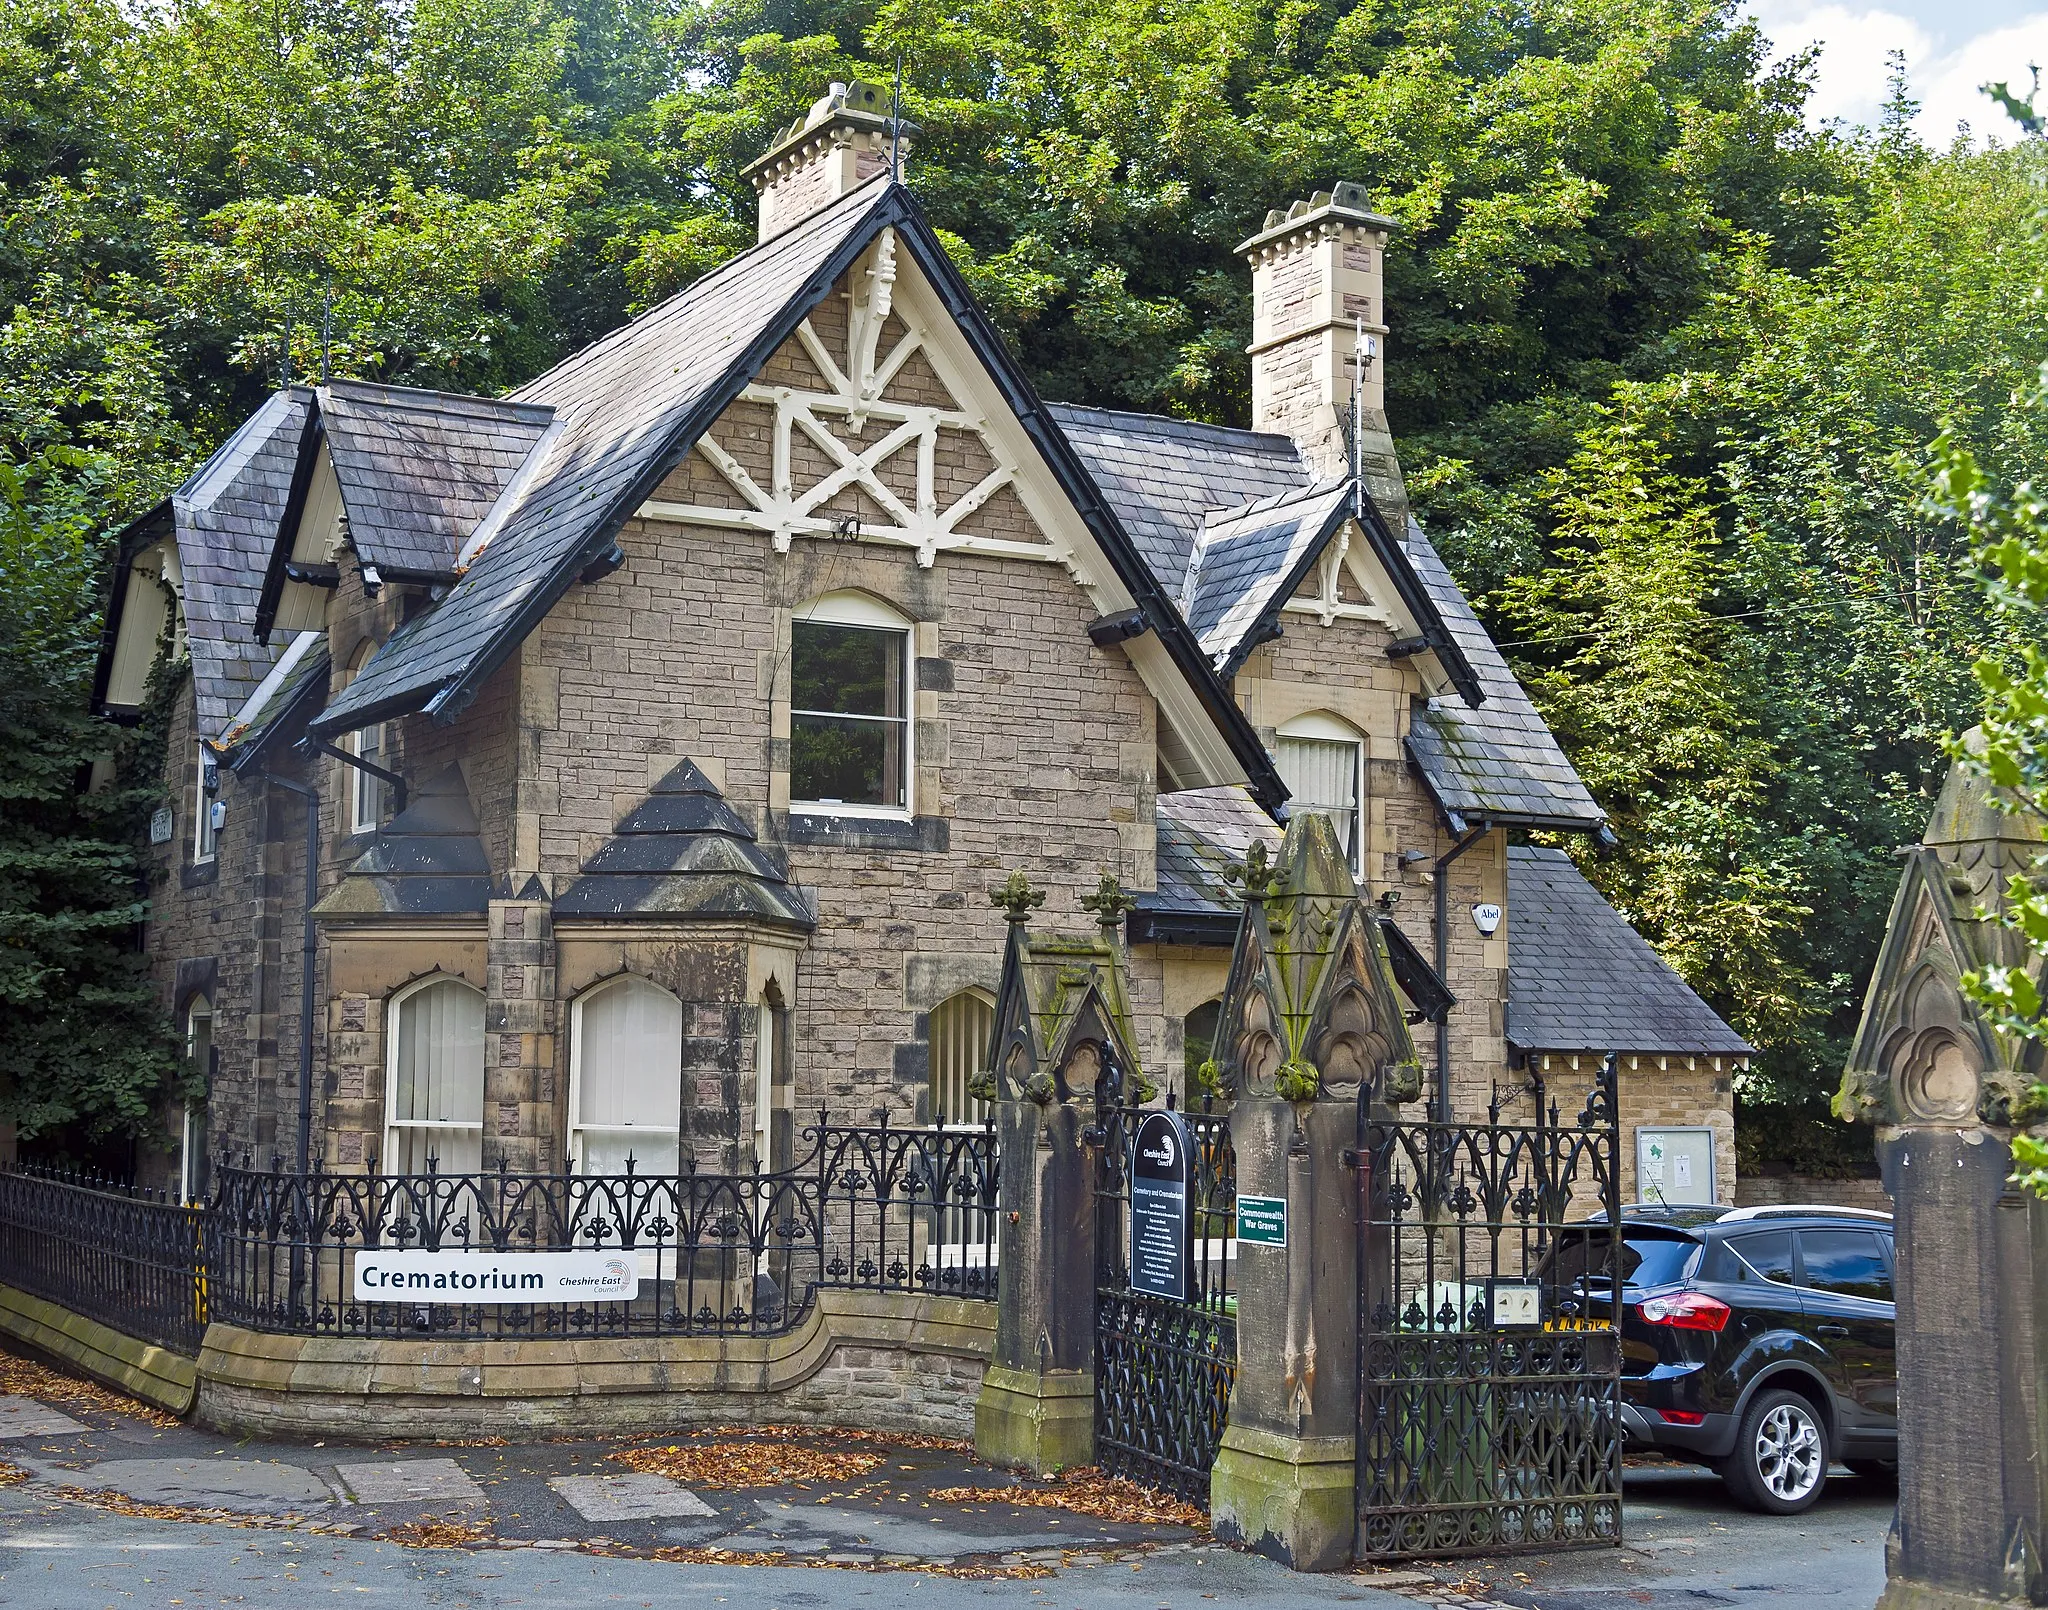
1636;1127;1716;1207
353;1250;638;1303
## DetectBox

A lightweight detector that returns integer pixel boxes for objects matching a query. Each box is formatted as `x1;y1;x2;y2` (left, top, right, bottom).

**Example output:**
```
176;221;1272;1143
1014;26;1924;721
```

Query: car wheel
1722;1388;1830;1514
1845;1458;1897;1484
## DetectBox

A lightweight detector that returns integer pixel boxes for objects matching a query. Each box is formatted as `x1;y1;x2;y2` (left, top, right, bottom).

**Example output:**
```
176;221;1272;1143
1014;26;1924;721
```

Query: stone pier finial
1080;872;1136;931
1226;839;1279;900
992;871;1046;924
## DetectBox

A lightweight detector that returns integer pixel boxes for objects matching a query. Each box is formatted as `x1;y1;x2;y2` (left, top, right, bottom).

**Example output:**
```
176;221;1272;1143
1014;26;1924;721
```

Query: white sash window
570;976;683;1176
384;977;485;1174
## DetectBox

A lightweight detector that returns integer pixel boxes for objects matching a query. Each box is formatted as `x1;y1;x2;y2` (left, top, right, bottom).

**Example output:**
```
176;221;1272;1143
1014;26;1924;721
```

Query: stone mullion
486;899;557;1175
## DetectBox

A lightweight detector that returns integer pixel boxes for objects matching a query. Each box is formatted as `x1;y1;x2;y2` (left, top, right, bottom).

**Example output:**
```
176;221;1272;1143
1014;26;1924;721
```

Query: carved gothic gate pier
1356;1060;1624;1560
1092;1096;1237;1503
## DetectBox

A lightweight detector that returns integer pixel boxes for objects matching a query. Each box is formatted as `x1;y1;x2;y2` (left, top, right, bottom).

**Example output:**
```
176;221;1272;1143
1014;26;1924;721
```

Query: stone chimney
742;81;916;244
1236;183;1406;521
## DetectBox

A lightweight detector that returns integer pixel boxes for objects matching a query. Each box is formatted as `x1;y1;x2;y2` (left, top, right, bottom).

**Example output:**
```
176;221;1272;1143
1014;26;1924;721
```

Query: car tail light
1660;1409;1706;1426
1634;1290;1731;1332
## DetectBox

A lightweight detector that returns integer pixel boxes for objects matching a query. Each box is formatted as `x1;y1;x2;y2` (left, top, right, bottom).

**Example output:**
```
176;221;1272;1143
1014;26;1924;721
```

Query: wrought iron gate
1092;1098;1236;1502
1356;1062;1624;1560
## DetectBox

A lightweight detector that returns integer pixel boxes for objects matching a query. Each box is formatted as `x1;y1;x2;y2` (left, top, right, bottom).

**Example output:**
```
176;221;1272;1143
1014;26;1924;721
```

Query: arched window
928;989;994;1125
384;977;485;1174
180;995;214;1203
790;591;913;816
570;975;682;1175
1274;711;1364;873
346;643;388;833
1182;997;1223;1089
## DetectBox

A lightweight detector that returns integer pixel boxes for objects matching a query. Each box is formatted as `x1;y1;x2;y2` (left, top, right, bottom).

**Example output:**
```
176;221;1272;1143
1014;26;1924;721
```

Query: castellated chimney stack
742;81;917;244
1237;182;1407;522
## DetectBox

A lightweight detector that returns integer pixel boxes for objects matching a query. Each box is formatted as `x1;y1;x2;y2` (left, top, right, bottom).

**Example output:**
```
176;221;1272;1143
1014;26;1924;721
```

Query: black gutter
1402;732;1608;836
1126;905;1237;946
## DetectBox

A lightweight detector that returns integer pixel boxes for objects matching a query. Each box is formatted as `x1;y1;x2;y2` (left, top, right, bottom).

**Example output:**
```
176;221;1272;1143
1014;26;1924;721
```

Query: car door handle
1816;1324;1850;1337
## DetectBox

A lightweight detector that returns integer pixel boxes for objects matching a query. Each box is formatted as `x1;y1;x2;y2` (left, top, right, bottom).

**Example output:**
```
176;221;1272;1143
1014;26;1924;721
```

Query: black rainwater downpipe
1432;824;1488;1124
261;772;320;1178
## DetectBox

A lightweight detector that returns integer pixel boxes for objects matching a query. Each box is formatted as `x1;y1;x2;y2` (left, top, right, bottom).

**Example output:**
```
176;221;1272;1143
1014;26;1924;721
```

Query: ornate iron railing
1093;1098;1237;1503
203;1114;998;1340
0;1164;207;1355
1356;1065;1623;1561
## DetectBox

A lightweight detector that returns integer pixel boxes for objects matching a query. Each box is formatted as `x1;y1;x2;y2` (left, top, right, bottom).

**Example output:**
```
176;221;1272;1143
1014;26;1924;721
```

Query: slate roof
1507;847;1751;1057
315;381;556;580
168;390;310;735
1183;480;1352;674
311;180;904;736
311;765;496;917
218;632;330;768
1404;523;1604;831
553;760;813;928
1047;404;1308;593
1149;787;1283;919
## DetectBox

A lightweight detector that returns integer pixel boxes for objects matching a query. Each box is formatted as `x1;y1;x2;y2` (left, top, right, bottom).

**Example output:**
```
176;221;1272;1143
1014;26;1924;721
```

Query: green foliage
0;451;181;1144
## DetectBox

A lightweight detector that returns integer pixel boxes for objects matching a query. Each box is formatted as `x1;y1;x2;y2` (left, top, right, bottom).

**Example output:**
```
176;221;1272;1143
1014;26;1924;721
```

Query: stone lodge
88;82;1747;1199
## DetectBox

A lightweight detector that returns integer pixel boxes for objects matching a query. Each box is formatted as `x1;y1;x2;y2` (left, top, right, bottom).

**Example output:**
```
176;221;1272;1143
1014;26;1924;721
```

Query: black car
1545;1204;1896;1515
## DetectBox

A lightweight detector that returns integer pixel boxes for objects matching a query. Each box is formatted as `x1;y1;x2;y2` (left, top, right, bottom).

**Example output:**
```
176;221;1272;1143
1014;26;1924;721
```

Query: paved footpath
0;1347;1890;1608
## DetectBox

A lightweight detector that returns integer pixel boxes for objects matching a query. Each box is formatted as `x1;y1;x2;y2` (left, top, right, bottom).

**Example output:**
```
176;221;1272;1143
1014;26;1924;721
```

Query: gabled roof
92;391;309;730
1404;524;1605;831
1183;480;1352;675
1506;847;1750;1057
253;382;556;640
553;760;813;928
1047;405;1308;593
305;179;1285;809
218;631;329;772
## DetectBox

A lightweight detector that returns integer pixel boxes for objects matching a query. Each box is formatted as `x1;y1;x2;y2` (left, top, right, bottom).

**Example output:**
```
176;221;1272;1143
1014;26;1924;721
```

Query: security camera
1471;902;1502;936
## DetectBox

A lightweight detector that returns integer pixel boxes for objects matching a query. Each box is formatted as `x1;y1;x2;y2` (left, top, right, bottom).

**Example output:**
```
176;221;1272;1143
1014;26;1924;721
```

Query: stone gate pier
1838;743;2048;1610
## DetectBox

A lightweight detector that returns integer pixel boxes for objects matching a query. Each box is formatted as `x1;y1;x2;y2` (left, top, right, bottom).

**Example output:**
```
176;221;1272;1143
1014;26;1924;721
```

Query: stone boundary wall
1734;1173;1891;1214
0;1282;198;1415
194;1289;993;1441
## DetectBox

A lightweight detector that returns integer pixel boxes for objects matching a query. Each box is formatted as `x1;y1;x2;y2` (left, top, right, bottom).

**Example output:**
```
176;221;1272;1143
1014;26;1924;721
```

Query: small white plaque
149;806;174;845
1491;1282;1541;1329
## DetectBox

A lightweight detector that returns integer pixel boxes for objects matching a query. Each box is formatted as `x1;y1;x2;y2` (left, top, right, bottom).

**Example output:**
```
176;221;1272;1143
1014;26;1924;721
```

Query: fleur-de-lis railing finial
991;870;1046;924
1224;838;1278;899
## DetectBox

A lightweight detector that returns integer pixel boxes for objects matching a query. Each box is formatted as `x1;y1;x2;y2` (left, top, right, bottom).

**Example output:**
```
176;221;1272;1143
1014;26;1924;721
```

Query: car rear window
1706;1229;1796;1285
1798;1228;1891;1300
1545;1230;1699;1291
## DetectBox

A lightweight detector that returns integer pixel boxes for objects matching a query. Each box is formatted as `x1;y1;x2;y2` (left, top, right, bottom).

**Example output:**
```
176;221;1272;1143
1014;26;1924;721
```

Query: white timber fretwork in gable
639;230;1050;570
1282;524;1397;631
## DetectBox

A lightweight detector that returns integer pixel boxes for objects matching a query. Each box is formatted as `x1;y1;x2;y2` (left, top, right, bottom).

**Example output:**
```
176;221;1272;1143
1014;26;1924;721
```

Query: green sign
1236;1194;1287;1248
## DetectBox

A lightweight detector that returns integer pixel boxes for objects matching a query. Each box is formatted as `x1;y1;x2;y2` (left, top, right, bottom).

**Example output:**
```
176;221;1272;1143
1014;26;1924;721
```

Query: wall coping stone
0;1282;198;1416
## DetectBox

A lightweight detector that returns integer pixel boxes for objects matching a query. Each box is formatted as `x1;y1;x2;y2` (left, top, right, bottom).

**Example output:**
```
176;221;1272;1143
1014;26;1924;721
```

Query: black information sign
1129;1110;1193;1301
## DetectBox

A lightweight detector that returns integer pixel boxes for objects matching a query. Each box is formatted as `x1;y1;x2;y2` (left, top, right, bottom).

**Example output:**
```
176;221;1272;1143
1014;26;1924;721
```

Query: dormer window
791;592;911;816
1274;711;1364;874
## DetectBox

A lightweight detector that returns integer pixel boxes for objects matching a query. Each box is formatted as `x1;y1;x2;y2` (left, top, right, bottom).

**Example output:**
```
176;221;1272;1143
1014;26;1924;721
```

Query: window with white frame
349;722;387;833
384;977;486;1174
570;975;682;1175
193;745;219;863
180;996;214;1204
790;592;911;815
1274;712;1365;873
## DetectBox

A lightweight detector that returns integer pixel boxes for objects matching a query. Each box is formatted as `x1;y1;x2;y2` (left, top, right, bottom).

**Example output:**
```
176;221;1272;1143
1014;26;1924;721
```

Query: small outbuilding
1505;846;1752;1206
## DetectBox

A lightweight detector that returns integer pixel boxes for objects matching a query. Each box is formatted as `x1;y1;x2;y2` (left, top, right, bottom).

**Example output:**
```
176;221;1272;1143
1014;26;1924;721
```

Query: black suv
1547;1204;1895;1515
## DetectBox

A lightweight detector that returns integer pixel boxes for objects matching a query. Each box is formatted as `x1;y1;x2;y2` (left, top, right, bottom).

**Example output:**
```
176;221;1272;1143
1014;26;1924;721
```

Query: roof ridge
1045;400;1302;453
320;377;555;422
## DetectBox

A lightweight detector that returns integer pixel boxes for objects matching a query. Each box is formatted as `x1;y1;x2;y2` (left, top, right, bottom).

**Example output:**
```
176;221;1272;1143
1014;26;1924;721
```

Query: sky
1749;0;2048;140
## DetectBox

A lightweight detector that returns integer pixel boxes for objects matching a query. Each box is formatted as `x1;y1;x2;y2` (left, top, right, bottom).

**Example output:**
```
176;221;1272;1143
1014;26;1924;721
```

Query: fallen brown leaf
383;1518;491;1548
610;1441;882;1488
694;1424;973;1454
0;1462;27;1486
0;1351;179;1428
926;1467;1206;1530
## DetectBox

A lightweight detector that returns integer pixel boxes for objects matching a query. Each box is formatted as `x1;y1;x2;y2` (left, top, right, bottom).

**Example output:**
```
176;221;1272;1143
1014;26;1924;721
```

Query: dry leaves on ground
695;1424;972;1454
382;1517;492;1548
0;1351;180;1428
611;1441;882;1488
644;1545;1053;1579
927;1467;1206;1529
0;1462;28;1486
